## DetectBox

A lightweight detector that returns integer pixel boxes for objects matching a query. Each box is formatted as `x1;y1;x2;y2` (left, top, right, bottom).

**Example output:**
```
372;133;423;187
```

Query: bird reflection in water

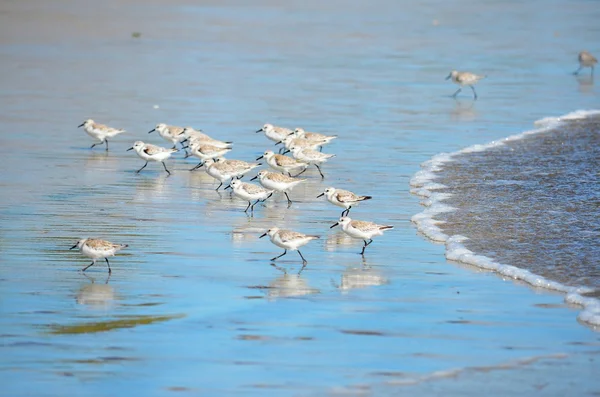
325;231;356;252
76;272;115;308
576;75;594;94
450;99;478;122
265;265;320;299
334;263;389;292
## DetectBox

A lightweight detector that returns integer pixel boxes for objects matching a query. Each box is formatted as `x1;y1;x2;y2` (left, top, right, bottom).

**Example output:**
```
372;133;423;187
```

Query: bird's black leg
297;250;307;265
105;139;109;151
294;168;307;177
105;258;112;273
215;182;223;191
136;161;148;173
82;260;96;272
470;85;478;100
190;162;203;171
250;199;261;211
284;192;293;206
90;143;98;149
271;250;287;261
451;88;462;98
162;162;171;175
244;201;252;212
359;240;373;256
573;66;582;75
315;164;324;179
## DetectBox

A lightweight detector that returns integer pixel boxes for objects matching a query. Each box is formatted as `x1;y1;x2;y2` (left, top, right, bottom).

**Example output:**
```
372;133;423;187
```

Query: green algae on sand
46;314;185;335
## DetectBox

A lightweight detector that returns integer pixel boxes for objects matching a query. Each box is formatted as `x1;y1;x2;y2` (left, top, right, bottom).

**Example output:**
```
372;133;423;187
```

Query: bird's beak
69;244;78;250
148;129;155;134
77;123;85;128
250;175;258;181
259;232;267;238
255;129;262;133
445;73;452;80
256;155;264;160
127;147;134;151
224;184;232;190
330;222;339;229
274;141;282;146
317;193;324;198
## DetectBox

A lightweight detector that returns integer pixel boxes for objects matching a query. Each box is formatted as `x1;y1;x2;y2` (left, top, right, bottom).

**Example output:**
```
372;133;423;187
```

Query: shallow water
1;0;600;395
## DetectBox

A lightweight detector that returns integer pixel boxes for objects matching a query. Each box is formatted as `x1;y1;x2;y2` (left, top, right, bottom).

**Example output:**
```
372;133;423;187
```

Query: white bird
188;141;232;170
225;180;274;213
256;150;308;176
260;227;320;266
127;141;177;175
289;146;335;178
330;217;393;256
78;119;125;151
70;238;128;273
180;127;233;149
250;170;306;205
148;123;186;150
202;159;237;191
317;187;372;216
573;51;598;76
277;134;328;154
292;128;337;145
256;123;292;144
214;158;261;179
445;70;486;100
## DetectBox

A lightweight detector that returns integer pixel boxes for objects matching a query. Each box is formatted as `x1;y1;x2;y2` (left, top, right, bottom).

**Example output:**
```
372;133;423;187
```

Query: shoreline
409;109;600;328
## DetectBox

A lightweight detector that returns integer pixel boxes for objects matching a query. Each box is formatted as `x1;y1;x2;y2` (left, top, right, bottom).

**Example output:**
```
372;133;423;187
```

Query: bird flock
72;119;393;273
70;51;596;273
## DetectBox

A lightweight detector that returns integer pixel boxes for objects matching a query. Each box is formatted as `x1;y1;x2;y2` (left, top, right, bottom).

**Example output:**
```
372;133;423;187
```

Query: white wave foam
410;109;600;328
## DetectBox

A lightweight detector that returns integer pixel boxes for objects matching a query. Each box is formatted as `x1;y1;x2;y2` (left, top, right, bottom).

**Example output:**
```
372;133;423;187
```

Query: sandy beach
0;0;599;395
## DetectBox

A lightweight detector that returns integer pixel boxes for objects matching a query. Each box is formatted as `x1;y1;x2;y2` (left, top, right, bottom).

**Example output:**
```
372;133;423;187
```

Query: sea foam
410;109;600;327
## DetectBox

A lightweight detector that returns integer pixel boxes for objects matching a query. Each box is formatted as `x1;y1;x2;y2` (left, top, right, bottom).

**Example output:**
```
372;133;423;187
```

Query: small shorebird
180;127;233;149
573;51;597;76
289;146;335;178
317;187;372;216
330;216;393;255
214;158;261;179
292;128;337;145
256;150;308;177
260;227;319;266
256;123;292;144
251;170;306;205
445;70;486;100
225;179;274;213
277;135;328;154
148;123;187;151
127;141;177;175
70;238;128;273
78;119;125;151
188;141;232;170
202;159;237;191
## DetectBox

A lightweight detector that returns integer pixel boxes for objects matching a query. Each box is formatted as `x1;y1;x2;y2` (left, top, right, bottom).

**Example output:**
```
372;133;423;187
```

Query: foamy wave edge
409;109;600;328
